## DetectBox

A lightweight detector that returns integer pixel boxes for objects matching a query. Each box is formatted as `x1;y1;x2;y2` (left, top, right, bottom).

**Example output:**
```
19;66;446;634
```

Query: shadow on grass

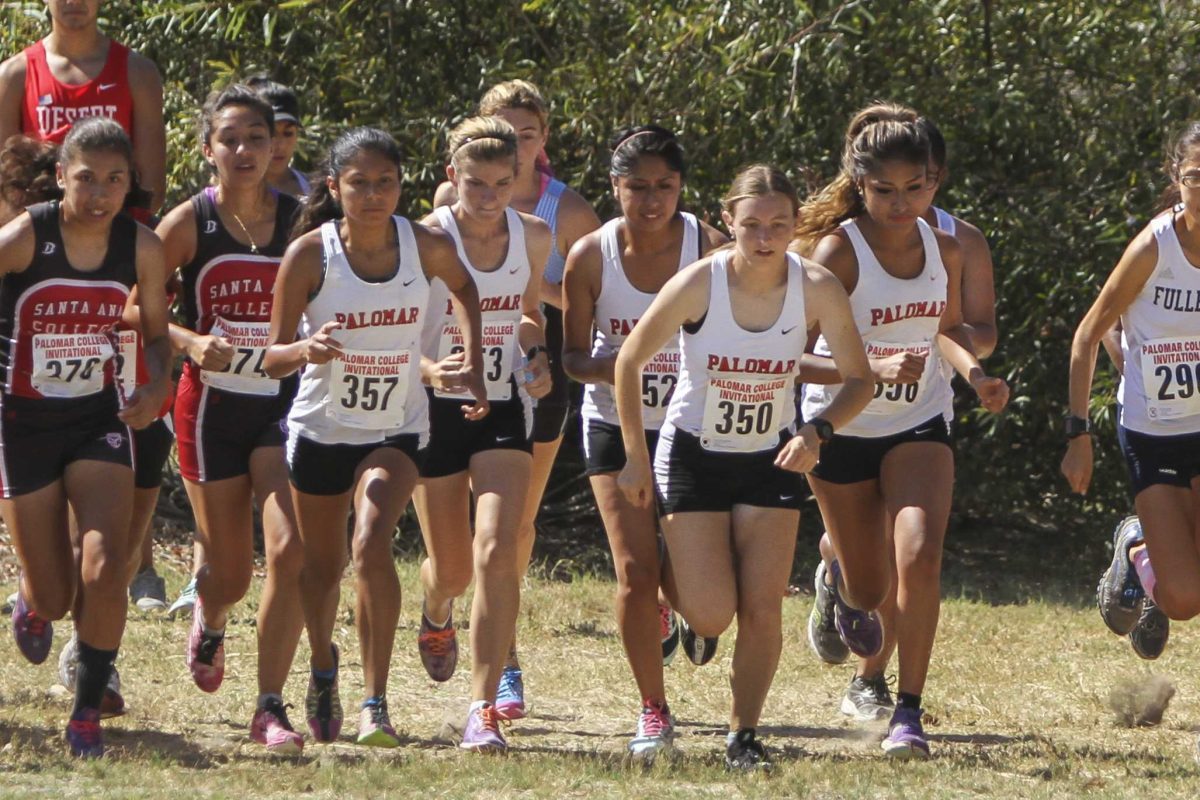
0;720;221;767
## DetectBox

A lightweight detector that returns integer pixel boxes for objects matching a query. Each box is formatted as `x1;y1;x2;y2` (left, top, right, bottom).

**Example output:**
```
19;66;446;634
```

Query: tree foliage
4;0;1200;534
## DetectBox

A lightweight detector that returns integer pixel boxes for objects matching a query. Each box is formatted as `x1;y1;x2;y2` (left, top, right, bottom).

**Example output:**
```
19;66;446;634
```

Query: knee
206;555;253;603
678;598;735;639
426;555;473;598
474;531;519;578
303;549;346;591
80;547;129;596
350;521;396;573
841;579;889;613
613;557;659;599
896;541;943;587
1154;584;1200;621
736;600;783;634
25;582;73;621
266;532;305;581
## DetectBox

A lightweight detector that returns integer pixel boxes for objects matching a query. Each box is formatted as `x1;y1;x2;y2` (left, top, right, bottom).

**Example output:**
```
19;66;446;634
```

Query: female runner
796;106;1009;758
413;115;550;751
157;84;306;753
1063;125;1200;745
437;80;600;714
2;118;170;756
265;127;488;747
562;124;726;759
616;165;872;770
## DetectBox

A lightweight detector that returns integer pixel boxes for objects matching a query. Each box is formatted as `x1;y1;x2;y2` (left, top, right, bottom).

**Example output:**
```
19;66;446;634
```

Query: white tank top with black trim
802;217;952;437
582;212;699;429
1118;211;1200;435
288;216;430;445
662;249;805;453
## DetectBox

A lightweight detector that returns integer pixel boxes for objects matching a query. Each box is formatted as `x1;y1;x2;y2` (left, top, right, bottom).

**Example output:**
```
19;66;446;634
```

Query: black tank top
0;201;137;399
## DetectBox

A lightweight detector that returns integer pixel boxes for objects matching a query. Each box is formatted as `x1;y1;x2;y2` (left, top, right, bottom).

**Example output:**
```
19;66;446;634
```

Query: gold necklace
228;208;261;254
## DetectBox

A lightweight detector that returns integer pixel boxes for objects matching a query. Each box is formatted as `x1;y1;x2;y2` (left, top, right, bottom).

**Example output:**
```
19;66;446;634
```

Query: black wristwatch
1064;414;1091;439
525;344;550;362
809;417;834;444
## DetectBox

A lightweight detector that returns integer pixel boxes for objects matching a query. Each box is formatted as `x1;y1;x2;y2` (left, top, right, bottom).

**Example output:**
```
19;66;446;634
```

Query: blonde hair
721;164;799;216
793;101;930;253
447;116;518;171
478;79;550;130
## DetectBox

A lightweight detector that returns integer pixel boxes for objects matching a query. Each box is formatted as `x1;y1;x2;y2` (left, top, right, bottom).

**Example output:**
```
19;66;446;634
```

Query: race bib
700;373;791;453
1141;335;1200;420
434;321;517;402
640;345;680;427
30;332;115;398
200;317;278;396
862;341;932;415
328;349;411;430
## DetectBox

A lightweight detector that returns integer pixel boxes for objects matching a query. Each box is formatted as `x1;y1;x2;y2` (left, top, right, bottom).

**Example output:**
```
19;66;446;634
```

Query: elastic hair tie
613;129;666;153
453;133;513;153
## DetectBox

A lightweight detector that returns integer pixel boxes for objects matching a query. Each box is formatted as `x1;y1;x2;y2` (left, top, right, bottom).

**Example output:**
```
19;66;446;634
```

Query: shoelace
421;627;455;656
497;669;521;697
366;701;391;728
21;609;47;637
196;632;222;664
265;700;296;731
640;704;669;737
864;674;896;703
478;704;502;733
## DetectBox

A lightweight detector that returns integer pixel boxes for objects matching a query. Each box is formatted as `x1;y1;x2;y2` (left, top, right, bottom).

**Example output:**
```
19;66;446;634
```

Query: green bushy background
5;0;1198;543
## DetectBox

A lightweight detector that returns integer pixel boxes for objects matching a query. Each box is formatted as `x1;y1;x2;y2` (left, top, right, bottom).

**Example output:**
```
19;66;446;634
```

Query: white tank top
581;213;699;429
662;249;805;453
288;216;430;445
1118;211;1200;435
423;206;531;409
802;218;952;437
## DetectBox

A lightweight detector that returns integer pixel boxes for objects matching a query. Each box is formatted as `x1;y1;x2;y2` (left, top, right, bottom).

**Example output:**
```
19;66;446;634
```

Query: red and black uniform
20;39;135;144
173;187;299;483
0;201;137;497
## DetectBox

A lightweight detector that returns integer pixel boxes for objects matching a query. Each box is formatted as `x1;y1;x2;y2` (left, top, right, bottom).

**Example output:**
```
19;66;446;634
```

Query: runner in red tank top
0;0;166;214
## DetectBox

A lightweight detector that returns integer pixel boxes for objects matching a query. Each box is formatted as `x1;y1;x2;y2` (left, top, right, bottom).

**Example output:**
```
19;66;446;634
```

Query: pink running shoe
12;590;52;665
417;610;458;682
459;703;507;752
250;697;304;755
186;600;225;693
66;707;103;759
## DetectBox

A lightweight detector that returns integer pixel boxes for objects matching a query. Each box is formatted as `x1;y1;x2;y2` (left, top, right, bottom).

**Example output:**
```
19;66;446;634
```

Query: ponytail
291;179;341;239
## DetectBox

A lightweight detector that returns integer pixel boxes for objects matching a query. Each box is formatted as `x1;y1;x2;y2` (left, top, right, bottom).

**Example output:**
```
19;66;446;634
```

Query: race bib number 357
200;317;279;396
1142;335;1200;420
328;349;411;430
700;374;790;453
31;332;114;398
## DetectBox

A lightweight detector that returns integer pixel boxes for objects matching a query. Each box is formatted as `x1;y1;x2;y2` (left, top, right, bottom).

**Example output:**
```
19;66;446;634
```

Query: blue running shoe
882;706;930;759
1098;516;1145;636
494;666;525;721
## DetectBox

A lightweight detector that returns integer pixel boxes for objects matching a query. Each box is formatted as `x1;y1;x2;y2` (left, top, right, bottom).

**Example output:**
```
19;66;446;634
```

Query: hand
188;334;234;371
458;362;490;421
1061;435;1093;495
775;425;821;473
970;370;1010;413
523;352;552;399
301;320;344;365
618;456;654;509
871;351;926;384
426;350;469;394
117;377;169;430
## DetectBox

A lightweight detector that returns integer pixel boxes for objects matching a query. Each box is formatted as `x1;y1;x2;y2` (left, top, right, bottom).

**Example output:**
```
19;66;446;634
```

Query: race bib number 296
1142;335;1200;420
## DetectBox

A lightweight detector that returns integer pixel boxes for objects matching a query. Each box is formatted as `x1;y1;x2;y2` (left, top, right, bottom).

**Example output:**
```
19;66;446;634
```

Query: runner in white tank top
614;165;872;770
794;104;1008;760
1065;127;1200;697
412;116;552;753
264;128;488;751
561;125;728;760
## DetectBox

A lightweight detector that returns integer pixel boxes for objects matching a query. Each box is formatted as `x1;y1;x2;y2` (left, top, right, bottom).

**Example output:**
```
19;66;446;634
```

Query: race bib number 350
862;341;932;415
435;321;517;401
328;349;411;430
200;317;279;396
31;332;114;398
700;374;790;453
1142;335;1200;420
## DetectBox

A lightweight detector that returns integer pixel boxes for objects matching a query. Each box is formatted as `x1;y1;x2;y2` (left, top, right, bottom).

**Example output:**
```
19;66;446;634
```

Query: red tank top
20;39;135;144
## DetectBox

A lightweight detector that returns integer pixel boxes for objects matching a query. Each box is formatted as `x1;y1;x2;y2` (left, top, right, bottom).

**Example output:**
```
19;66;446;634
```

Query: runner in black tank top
0;118;171;758
156;85;306;754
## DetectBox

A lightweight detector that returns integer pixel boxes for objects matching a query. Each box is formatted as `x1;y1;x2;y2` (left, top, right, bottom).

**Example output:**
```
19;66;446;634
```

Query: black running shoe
840;673;894;722
1130;598;1169;660
725;728;772;772
679;617;718;666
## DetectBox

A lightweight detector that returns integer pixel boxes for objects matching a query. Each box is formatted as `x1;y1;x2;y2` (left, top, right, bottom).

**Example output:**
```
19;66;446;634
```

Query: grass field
1;518;1199;799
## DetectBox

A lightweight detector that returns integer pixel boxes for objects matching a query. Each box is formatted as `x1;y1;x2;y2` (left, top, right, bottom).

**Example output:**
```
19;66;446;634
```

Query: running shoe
494;666;526;721
724;728;772;772
459;703;507;752
882;706;931;759
660;604;680;666
1130;597;1170;660
166;576;198;620
186;600;225;693
679;616;718;666
250;697;304;755
629;700;675;762
808;560;851;664
129;567;168;612
840;673;894;722
829;559;883;658
306;645;343;743
417;608;458;682
1098;516;1146;636
356;698;402;748
58;636;125;718
66;707;103;759
11;588;52;664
